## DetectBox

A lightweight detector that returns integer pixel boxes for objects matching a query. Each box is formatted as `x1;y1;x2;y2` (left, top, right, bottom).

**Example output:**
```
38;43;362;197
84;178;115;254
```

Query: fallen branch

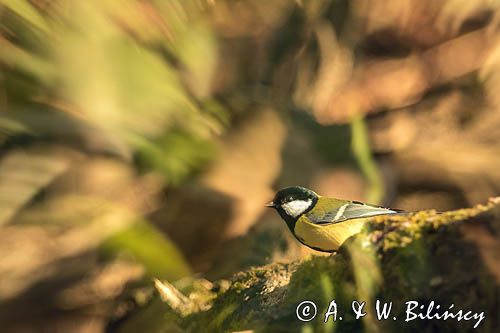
113;197;500;332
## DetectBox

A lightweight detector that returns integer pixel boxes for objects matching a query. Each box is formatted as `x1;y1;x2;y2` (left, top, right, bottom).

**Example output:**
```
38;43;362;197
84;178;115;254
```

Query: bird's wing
305;197;399;225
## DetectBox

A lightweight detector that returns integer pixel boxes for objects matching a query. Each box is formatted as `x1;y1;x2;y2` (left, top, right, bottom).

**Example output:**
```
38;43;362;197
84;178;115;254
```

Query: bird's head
266;186;318;227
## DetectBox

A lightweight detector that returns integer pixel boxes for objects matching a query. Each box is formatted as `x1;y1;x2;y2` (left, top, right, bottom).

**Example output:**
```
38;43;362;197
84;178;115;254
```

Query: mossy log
113;198;500;333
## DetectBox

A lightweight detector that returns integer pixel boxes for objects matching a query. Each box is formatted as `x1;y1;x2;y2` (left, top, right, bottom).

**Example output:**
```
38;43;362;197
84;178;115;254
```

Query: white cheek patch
282;199;312;217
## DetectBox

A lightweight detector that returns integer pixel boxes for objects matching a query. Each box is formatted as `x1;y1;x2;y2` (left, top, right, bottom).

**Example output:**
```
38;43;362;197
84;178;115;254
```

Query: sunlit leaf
0;148;71;226
1;0;49;33
101;220;192;280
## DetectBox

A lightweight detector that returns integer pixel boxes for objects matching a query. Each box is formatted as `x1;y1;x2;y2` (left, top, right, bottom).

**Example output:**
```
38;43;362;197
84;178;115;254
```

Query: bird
266;186;401;252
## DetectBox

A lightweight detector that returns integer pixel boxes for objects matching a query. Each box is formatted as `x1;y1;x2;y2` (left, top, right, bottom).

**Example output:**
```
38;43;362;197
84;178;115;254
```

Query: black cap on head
271;186;318;206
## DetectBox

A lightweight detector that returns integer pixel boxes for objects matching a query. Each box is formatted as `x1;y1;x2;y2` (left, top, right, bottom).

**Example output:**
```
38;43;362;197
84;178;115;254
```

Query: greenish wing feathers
305;198;398;225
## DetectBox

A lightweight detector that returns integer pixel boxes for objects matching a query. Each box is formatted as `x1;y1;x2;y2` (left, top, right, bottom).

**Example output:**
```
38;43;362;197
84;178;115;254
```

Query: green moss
117;199;500;333
364;198;499;252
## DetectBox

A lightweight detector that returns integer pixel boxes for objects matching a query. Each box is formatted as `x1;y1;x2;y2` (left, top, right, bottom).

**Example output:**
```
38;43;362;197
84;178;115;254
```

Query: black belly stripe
309;245;335;253
295;235;336;253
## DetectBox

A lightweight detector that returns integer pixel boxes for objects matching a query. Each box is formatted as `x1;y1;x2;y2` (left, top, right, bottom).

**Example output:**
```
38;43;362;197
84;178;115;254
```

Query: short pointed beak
265;201;275;208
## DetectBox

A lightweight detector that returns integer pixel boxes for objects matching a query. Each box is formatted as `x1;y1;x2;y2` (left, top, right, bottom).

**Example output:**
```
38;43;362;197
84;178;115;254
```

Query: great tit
266;186;400;252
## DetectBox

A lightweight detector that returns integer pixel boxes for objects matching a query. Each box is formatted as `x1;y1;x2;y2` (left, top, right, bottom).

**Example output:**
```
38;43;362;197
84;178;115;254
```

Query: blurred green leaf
101;220;192;280
351;114;383;204
0;0;227;181
1;0;49;33
133;129;216;184
0;148;71;226
0;116;31;135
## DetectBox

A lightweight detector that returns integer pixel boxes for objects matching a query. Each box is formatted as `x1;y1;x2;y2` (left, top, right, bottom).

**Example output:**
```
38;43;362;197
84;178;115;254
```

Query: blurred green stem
350;114;383;204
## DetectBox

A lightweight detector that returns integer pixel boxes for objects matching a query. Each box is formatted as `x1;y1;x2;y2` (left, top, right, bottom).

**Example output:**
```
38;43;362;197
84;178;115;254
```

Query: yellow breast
293;216;368;252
